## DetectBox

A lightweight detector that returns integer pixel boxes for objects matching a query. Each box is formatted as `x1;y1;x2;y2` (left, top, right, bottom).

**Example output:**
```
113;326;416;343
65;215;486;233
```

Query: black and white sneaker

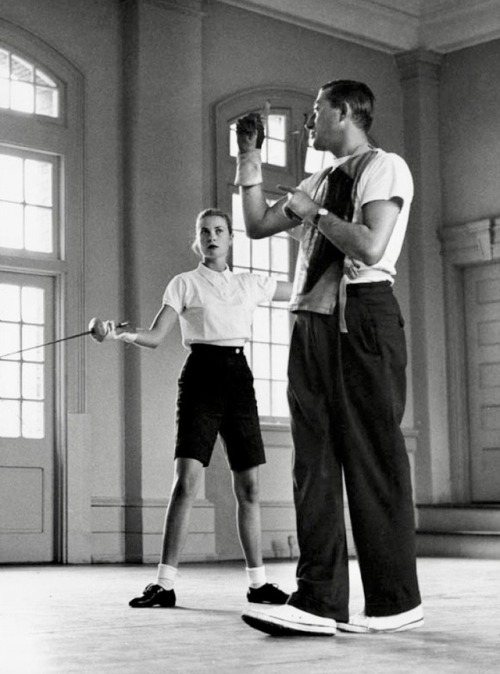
242;604;337;636
337;605;424;633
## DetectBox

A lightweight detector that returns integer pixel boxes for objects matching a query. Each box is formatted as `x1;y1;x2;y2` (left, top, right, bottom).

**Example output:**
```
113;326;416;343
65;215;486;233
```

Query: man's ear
339;101;350;121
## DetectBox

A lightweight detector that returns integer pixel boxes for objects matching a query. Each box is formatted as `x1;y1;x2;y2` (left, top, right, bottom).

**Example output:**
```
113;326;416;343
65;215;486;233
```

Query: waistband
190;344;245;356
346;280;392;296
339;280;391;332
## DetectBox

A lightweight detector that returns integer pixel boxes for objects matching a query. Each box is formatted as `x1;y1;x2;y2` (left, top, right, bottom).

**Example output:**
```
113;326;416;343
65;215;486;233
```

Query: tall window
0;46;61;439
231;190;291;419
0;148;56;439
227;111;291;419
217;90;334;422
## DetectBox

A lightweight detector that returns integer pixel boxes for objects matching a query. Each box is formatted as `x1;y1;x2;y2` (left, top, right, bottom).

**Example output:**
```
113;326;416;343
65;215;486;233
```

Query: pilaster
395;49;451;503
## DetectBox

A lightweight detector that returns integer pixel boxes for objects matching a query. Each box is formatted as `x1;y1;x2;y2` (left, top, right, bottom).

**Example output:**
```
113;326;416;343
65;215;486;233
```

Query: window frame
214;88;317;426
0;19;84;562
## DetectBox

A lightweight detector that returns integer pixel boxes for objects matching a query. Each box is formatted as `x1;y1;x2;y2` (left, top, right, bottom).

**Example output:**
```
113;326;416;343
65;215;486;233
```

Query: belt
190;344;244;355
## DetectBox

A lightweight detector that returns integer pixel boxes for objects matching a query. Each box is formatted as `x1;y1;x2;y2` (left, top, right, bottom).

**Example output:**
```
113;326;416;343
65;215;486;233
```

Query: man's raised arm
235;112;296;239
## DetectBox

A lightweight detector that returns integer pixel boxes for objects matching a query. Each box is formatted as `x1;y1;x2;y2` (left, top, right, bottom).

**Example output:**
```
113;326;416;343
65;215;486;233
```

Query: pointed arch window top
0;47;59;118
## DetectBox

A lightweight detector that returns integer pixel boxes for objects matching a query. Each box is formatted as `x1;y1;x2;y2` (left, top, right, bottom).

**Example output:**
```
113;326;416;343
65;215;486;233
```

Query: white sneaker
242;604;337;636
337;604;424;633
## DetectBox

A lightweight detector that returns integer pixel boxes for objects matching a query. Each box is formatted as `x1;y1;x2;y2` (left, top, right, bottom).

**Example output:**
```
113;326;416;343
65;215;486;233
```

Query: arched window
0;46;64;439
0;46;59;117
215;89;331;423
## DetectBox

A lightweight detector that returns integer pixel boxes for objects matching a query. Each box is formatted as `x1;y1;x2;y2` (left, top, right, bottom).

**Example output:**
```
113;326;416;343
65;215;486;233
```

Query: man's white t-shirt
288;148;413;313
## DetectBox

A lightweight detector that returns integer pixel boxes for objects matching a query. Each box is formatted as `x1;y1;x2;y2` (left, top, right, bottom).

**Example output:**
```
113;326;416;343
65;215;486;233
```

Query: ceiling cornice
216;0;500;54
420;0;500;52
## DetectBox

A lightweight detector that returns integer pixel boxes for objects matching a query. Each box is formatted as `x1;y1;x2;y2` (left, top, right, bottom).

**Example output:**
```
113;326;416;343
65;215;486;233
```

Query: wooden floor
1;557;499;673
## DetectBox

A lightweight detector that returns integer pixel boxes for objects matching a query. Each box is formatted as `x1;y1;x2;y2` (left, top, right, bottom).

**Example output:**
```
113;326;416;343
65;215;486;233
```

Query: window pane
22;362;44;399
22;401;44;438
35;69;56;87
271;236;289;273
252;306;270;342
22;325;44;362
0;49;8;77
25;159;53;206
267;139;286;167
271;344;288;381
251;238;270;270
10;80;34;113
0;78;9;108
271;307;289;344
254;379;271;416
231;193;245;230
272;381;289;417
0;322;20;360
0;155;23;201
267;114;286;139
0;201;24;248
25;206;53;253
0;400;20;437
245;343;252;370
232;230;250;268
229;126;238;157
22;287;44;324
11;55;34;83
36;86;58;117
252;342;270;379
0;360;21;397
0;284;21;321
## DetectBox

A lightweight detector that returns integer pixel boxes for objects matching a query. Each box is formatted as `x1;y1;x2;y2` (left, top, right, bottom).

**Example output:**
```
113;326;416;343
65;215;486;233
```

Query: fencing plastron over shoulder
289;150;378;318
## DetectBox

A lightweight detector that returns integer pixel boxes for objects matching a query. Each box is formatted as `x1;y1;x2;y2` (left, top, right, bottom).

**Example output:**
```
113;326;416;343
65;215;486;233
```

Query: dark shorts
174;344;266;472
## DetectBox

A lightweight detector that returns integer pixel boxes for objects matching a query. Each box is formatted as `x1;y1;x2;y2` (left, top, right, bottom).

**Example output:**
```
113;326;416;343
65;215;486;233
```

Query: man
235;80;423;636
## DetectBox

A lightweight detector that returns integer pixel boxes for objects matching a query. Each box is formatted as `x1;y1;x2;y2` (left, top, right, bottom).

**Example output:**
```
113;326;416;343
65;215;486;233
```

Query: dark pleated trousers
287;283;421;621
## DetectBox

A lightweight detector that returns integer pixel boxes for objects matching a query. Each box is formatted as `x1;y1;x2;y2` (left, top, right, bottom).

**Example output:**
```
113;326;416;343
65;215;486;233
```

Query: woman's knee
172;459;203;499
234;470;260;505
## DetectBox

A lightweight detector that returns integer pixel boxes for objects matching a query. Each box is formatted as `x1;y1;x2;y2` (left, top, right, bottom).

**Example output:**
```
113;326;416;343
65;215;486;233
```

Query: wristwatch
313;207;328;226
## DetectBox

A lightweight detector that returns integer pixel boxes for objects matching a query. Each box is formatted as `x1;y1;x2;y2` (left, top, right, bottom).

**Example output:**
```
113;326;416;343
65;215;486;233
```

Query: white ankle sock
246;565;266;589
156;563;178;591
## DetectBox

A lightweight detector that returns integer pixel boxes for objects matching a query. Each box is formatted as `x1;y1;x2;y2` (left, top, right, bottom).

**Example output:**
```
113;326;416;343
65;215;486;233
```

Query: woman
94;208;292;609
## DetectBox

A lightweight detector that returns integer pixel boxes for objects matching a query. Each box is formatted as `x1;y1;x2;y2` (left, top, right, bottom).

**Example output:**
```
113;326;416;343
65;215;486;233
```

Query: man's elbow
359;244;386;267
244;221;266;239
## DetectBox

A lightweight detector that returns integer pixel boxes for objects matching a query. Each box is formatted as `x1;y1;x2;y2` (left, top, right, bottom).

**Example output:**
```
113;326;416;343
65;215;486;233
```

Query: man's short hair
320;80;375;132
